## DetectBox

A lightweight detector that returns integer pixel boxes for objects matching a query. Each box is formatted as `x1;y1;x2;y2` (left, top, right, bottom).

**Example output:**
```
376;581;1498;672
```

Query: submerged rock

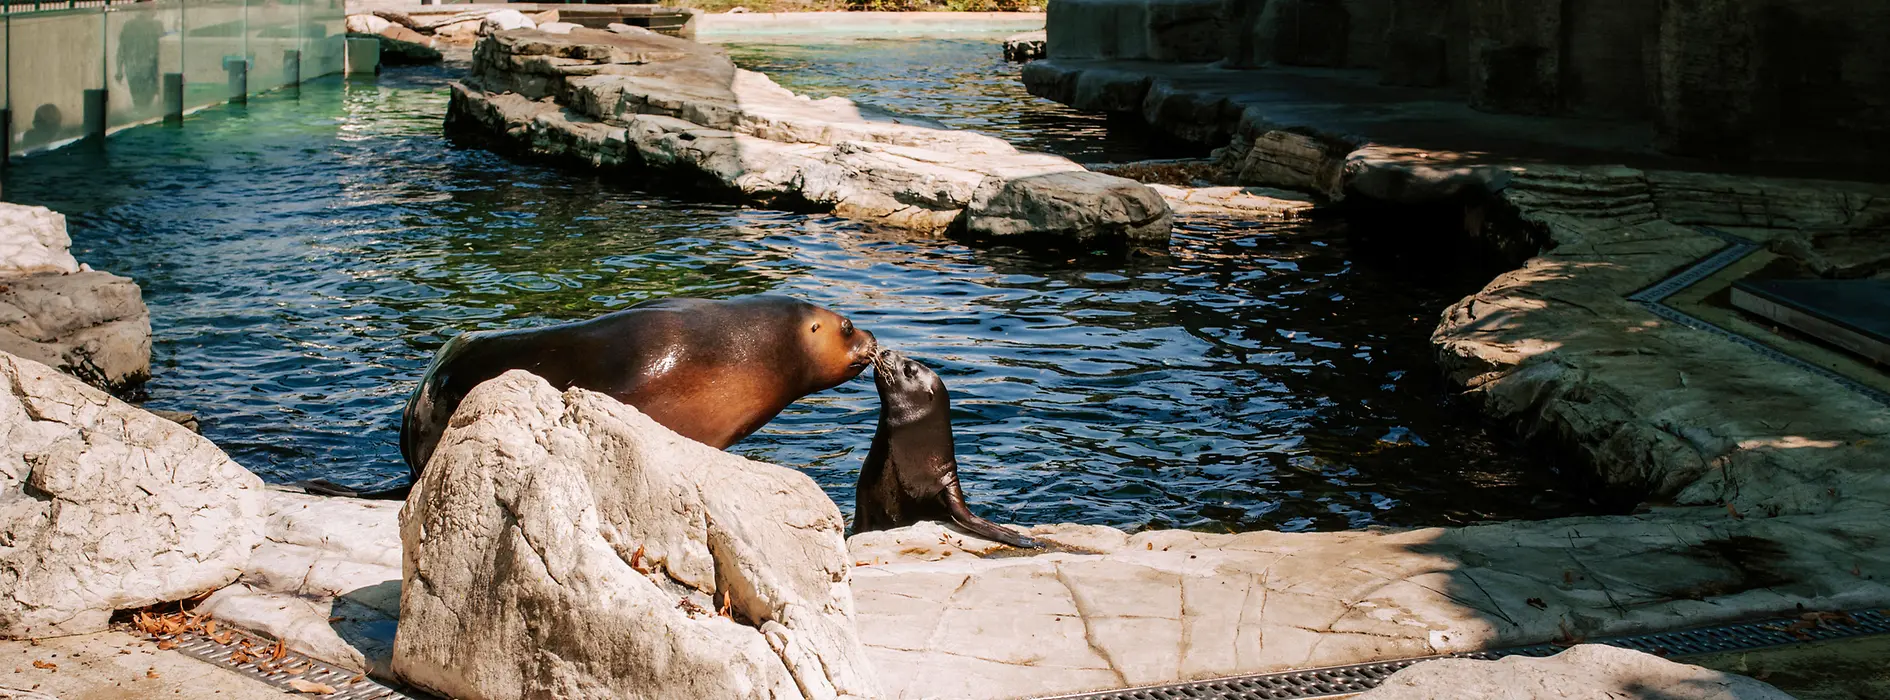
0;351;264;639
392;370;878;700
448;28;1169;249
1356;645;1795;700
0;203;150;393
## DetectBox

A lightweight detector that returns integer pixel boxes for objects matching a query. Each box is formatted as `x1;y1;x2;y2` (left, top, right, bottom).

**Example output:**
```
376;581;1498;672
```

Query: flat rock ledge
1;350;264;639
446;28;1171;248
393;370;878;700
0;203;150;393
1357;644;1793;700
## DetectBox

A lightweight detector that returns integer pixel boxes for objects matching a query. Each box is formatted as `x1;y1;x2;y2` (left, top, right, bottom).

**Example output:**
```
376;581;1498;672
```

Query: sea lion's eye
811;323;821;333
841;320;855;336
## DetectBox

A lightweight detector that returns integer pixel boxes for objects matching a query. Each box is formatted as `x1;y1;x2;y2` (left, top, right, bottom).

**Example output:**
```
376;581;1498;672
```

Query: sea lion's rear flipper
292;477;412;500
943;496;1042;548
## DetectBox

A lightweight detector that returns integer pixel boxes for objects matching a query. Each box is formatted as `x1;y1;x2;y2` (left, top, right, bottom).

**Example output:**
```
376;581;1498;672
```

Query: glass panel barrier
303;0;344;79
182;0;245;108
105;1;183;131
245;0;297;94
8;10;105;154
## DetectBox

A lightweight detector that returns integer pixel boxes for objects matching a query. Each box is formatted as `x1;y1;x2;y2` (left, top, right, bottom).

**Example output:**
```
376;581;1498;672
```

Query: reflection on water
0;49;1599;532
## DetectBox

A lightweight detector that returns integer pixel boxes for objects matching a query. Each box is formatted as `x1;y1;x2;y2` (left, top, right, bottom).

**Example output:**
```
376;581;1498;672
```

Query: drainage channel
153;627;428;699
1039;607;1890;700
1626;225;1890;408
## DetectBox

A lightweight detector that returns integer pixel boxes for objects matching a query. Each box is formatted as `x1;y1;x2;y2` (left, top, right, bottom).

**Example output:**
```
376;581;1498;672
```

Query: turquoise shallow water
0;41;1601;532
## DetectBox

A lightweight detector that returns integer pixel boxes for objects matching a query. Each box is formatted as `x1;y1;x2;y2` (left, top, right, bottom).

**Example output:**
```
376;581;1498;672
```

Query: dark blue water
0;40;1596;532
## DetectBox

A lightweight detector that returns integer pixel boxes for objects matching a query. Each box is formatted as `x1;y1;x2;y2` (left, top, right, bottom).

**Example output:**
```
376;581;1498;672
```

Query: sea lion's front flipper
941;487;1042;548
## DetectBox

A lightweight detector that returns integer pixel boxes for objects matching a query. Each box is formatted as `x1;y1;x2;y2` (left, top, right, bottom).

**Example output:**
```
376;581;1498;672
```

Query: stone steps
1502;168;1659;224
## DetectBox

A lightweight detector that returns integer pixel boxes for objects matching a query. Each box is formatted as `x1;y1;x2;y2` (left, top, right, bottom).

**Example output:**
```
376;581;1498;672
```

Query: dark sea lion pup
855;350;1041;548
301;295;877;498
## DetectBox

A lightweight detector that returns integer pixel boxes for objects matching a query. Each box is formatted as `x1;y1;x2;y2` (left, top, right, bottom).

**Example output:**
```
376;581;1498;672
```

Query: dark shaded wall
1074;0;1889;163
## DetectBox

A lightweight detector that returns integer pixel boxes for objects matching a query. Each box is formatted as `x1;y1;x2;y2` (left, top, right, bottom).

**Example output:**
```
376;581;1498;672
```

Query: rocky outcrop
0;351;265;639
447;28;1170;248
1357;645;1794;700
392;370;878;700
0;203;150;393
1002;30;1046;62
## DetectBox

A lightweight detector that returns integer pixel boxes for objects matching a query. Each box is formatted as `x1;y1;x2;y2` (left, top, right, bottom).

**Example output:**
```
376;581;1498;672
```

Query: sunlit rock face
392;370;878;700
447;27;1172;249
0;203;150;393
0;350;264;639
1355;645;1795;700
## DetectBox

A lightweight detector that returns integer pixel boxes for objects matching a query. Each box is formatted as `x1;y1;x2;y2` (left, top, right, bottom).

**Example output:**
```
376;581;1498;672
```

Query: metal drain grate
1625;226;1890;408
154;627;427;699
1040;608;1890;699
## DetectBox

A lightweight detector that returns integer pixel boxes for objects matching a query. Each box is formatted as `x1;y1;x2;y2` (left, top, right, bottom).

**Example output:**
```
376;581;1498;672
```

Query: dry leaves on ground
287;678;338;695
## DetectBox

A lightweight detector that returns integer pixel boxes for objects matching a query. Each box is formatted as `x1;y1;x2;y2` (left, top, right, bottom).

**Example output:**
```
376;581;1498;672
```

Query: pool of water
0;42;1599;532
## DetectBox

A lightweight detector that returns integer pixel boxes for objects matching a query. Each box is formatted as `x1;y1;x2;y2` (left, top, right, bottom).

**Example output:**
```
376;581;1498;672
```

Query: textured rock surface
448;28;1168;247
0;351;265;639
199;490;402;675
392;370;877;700
0;270;151;393
1357;644;1794;700
0;203;150;393
478;9;535;36
964;171;1172;244
849;512;1890;698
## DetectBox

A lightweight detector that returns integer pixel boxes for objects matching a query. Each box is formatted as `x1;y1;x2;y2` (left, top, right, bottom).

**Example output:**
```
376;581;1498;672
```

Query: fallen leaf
147;669;160;679
287;678;338;695
268;640;288;662
31;660;56;671
1146;542;1154;550
1725;503;1744;520
630;544;648;574
212;630;234;645
230;651;250;665
347;673;366;685
1526;598;1548;610
1563;570;1575;584
156;639;177;651
327;617;343;624
202;620;218;636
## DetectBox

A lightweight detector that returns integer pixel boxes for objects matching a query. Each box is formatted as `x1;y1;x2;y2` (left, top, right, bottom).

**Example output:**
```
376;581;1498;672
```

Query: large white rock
964;170;1174;245
0;204;78;276
392;370;878;700
1356;644;1795;700
478;9;536;36
345;13;393;36
0;351;265;639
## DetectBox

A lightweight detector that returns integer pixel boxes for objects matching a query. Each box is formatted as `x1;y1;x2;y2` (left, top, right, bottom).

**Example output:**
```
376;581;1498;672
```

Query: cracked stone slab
848;512;1890;699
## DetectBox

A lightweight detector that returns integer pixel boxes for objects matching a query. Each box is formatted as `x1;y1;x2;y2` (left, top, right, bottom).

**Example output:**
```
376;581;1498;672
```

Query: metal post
1;108;10;166
162;73;184;123
284;48;300;87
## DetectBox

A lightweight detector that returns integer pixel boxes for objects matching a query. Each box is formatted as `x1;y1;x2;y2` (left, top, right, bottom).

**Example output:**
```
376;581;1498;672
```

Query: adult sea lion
302;295;878;498
855;350;1040;548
